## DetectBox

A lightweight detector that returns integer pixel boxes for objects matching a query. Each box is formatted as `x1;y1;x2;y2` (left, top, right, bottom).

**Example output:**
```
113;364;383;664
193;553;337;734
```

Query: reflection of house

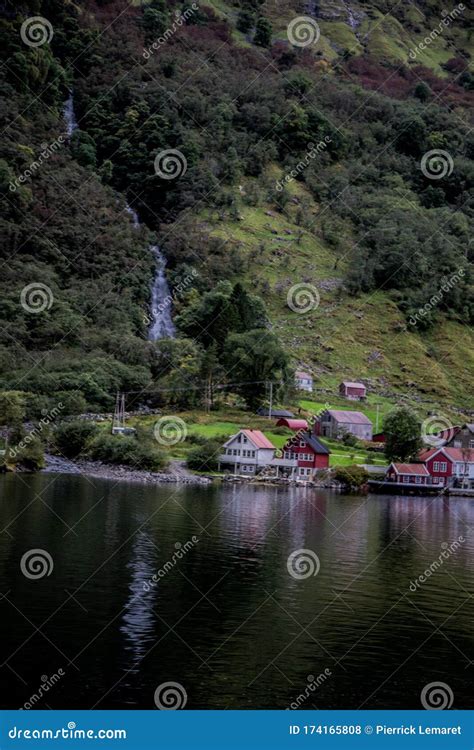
439;424;474;449
276;418;308;431
385;463;430;485
314;409;373;441
256;407;294;419
283;433;330;479
339;381;366;401
295;371;313;392
218;429;275;475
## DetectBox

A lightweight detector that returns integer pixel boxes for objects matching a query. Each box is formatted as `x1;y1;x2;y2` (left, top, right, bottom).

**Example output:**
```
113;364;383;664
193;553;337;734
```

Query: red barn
283;432;330;479
339;381;367;401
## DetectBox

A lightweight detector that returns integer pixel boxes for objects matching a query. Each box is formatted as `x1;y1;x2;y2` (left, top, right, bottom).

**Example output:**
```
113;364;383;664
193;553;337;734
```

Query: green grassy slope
200;175;474;411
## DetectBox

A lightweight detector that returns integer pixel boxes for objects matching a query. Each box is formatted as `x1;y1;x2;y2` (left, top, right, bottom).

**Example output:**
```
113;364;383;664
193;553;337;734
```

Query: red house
420;447;474;487
276;418;308;431
283;432;330;479
339;381;367;401
385;463;430;485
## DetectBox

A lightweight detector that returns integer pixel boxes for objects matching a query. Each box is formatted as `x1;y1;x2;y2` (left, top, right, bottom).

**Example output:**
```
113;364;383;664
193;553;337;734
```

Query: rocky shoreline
43;454;212;485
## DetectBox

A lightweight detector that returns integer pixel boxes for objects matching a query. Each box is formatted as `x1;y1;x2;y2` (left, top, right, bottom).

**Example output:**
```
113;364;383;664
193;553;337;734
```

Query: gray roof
256;408;294;418
326;409;372;425
306;435;330;455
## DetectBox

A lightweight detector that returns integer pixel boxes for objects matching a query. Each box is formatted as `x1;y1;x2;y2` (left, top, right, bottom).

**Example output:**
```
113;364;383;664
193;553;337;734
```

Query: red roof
391;463;430;476
276;418;308;430
420;447;474;464
241;429;275;450
443;447;474;463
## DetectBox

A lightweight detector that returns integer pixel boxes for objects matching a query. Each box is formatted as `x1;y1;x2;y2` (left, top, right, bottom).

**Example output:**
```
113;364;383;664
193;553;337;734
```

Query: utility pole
375;404;380;433
268;381;273;419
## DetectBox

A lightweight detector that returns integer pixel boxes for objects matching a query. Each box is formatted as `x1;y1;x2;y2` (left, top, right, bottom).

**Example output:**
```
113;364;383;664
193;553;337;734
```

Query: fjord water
0;473;472;710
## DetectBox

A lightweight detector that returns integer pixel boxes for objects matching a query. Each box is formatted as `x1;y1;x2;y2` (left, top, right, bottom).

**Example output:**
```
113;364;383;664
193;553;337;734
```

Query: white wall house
295;371;313;392
218;430;276;474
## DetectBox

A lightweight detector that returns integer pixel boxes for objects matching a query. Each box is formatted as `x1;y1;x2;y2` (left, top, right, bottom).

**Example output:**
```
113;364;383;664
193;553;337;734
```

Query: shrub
186;437;221;472
333;464;369;490
54;421;99;458
88;433;165;471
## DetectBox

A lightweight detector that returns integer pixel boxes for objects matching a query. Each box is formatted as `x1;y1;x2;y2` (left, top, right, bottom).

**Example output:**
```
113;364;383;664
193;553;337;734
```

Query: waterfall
124;203;175;340
63;91;78;137
147;246;176;340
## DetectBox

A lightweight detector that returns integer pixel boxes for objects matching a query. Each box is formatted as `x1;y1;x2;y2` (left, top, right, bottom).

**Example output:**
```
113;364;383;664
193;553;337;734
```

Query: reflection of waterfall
148;246;176;341
63;91;78;137
121;531;158;666
123;203;176;340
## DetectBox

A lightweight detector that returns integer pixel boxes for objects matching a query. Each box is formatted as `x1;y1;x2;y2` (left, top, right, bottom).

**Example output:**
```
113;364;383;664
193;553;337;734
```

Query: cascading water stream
63;92;175;341
63;90;78;137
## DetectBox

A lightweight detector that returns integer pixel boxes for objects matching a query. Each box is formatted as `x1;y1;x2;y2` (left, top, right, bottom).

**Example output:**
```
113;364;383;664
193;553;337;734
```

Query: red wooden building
339;381;367;401
385;463;430;485
282;432;330;479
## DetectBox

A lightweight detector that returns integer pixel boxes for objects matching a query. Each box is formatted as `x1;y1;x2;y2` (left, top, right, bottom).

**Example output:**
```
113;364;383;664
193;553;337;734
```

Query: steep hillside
0;0;472;417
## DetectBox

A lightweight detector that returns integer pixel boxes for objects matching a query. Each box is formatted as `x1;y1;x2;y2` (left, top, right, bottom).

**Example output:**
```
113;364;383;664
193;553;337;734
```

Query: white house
218;429;276;475
295;371;313;392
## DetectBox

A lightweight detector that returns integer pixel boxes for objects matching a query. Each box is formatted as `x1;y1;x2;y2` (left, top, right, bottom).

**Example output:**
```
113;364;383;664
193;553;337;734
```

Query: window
415;477;421;484
440;462;447;472
470;440;474;449
299;441;306;448
433;462;439;471
251;451;256;458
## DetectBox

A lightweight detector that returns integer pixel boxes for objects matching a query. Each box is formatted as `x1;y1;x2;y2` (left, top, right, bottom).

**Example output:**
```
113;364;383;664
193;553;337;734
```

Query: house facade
420;447;474;488
282;433;330;479
218;429;276;475
314;409;373;441
339;381;366;401
440;424;474;450
295;371;313;392
385;463;430;485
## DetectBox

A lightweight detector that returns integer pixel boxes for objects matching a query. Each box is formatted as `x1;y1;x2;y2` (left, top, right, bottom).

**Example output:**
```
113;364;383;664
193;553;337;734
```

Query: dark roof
306;435;330;455
256;408;294;418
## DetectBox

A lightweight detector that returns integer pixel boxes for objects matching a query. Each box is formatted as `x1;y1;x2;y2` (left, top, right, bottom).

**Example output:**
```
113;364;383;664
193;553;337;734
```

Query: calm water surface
0;473;472;710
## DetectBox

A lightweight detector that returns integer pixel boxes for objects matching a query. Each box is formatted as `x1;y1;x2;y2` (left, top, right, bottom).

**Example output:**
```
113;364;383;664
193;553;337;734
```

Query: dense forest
0;0;473;416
